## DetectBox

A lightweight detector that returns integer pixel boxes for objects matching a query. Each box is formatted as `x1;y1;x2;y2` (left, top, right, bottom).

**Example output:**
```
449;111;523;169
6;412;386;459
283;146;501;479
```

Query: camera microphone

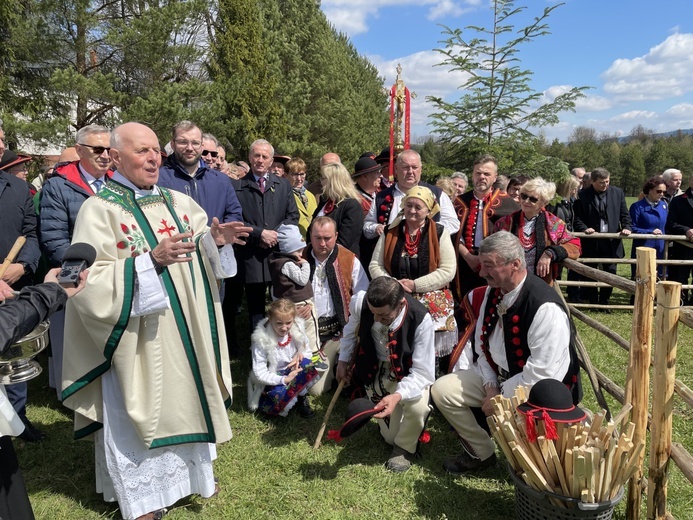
57;243;97;288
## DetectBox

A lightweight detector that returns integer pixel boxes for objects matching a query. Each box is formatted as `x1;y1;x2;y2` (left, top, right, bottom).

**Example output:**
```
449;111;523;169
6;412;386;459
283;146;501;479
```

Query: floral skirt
259;358;319;417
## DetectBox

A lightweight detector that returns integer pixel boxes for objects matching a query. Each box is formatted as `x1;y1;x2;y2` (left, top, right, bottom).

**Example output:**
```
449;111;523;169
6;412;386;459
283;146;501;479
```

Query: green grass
14;245;693;519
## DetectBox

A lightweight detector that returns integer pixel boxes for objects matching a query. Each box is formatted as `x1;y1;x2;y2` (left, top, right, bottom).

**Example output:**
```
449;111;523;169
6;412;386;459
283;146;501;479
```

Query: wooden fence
567;233;693;311
558;247;693;520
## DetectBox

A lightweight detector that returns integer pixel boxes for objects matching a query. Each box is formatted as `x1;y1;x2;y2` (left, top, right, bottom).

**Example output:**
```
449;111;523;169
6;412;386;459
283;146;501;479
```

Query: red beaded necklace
277;334;292;348
404;227;422;256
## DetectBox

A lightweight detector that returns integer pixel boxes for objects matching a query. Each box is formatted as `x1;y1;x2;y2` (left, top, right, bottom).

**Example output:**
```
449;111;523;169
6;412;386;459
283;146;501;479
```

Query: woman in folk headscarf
494;177;581;285
370;186;457;376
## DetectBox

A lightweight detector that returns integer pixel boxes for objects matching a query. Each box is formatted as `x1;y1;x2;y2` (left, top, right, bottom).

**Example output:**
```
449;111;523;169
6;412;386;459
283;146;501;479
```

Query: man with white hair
226;139;299;350
39;124;113;401
433;231;581;474
61;122;250;520
662;168;683;202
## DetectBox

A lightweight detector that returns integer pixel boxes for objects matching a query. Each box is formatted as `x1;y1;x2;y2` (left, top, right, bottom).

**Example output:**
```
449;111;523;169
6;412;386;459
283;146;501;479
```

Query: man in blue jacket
39;124;112;405
158;120;242;225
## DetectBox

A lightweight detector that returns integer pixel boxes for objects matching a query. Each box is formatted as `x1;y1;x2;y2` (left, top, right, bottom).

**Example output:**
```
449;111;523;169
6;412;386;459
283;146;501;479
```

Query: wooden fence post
647;281;681;519
625;247;656;519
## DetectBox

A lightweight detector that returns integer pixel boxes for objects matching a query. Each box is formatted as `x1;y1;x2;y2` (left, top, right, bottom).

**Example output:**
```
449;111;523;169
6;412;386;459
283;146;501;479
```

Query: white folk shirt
339;292;435;401
310;249;368;319
363;183;460;238
474;275;571;398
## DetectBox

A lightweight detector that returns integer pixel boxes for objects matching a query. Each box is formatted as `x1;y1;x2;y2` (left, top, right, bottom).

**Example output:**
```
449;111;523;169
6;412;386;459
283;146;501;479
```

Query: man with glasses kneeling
336;276;434;473
432;231;582;474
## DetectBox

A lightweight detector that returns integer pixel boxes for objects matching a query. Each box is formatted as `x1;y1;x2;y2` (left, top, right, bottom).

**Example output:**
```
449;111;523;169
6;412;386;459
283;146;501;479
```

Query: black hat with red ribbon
516;379;586;443
327;398;378;442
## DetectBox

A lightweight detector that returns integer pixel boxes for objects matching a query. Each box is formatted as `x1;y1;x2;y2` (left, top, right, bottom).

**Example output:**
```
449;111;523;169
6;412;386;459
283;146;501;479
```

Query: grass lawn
14;233;693;519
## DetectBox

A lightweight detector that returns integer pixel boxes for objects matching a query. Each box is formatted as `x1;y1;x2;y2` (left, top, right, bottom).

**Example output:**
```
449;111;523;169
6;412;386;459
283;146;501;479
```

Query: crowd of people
0;117;690;520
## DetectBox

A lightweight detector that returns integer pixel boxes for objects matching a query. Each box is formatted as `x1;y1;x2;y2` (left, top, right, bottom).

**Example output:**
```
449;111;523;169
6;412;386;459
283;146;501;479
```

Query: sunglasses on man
79;143;110;155
201;149;218;158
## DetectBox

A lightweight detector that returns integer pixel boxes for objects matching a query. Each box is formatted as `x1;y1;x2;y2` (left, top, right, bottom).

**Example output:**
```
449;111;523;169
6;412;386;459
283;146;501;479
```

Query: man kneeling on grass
432;231;581;475
336;276;435;472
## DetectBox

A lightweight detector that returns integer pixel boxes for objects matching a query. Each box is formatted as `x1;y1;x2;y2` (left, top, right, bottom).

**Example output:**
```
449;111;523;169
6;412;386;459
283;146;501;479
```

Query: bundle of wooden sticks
487;387;644;507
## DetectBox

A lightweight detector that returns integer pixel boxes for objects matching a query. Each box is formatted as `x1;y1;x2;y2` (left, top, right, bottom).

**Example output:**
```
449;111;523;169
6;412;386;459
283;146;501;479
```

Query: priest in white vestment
61;123;251;520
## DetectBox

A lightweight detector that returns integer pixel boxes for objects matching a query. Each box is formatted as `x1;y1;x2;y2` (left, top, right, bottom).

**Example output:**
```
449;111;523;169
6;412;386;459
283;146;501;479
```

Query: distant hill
618;128;693;143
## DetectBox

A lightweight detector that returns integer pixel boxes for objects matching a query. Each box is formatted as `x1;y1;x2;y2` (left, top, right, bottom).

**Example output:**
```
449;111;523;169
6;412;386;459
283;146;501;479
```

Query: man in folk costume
337;276;435;473
432;232;581;475
453;154;519;307
304;216;368;395
353;156;385;270
362;149;459;245
61;123;251;520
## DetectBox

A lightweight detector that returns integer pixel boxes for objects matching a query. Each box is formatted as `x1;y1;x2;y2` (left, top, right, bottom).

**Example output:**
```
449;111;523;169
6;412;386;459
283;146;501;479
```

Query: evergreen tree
428;0;587;158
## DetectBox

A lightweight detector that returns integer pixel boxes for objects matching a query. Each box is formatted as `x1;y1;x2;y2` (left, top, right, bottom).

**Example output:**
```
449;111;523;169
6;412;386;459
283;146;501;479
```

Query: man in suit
225;139;299;351
666;173;693;304
573;167;631;308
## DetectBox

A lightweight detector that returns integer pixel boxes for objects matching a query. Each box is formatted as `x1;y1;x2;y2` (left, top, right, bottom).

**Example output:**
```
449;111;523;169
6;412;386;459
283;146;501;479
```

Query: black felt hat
353;157;381;178
0;150;32;171
327;398;378;442
360;151;376;159
516;379;586;442
374;147;394;164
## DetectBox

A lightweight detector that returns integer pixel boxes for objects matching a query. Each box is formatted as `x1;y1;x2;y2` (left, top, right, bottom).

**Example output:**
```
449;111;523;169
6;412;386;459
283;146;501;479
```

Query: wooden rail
560;248;693;520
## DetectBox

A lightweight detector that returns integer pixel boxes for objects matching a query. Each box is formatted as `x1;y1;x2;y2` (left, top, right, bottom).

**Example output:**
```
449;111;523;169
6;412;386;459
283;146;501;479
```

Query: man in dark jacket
38;124;112;403
0;268;87;520
0;135;42;442
666;174;693;304
39;125;112;267
225;139;299;349
158;121;242;225
573;168;632;308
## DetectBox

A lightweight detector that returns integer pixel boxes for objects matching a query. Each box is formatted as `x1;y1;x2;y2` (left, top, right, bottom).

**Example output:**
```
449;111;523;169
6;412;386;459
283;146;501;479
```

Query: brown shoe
386;445;414;473
443;451;496;475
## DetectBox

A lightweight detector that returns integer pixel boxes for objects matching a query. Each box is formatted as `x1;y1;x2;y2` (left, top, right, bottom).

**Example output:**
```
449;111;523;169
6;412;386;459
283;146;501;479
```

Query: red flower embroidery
419;431;431;444
512;326;520;334
120;223;129;233
517;360;526;368
515;349;523;357
512;338;521;346
512;315;520;323
117;241;127;249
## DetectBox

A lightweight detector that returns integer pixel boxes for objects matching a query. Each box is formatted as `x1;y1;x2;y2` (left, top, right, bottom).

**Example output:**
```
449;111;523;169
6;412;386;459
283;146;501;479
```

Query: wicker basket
509;467;624;520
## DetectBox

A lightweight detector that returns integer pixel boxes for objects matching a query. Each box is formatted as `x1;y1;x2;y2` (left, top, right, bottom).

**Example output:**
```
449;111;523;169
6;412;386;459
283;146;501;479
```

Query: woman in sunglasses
629;176;668;278
493;177;581;285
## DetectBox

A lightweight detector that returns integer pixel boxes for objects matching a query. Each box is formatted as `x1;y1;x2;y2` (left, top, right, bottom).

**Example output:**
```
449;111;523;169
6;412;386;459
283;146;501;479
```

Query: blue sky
321;0;693;143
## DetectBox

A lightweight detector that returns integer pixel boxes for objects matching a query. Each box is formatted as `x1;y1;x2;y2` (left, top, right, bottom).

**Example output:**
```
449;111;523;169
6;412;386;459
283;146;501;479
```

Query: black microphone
57;243;97;288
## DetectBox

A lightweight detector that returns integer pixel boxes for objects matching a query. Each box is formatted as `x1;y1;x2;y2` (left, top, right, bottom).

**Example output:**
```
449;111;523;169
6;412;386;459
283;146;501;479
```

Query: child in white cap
267;224;326;371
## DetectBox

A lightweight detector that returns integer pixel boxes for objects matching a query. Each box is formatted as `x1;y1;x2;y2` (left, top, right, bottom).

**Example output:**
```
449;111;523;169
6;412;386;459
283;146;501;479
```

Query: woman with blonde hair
312;162;364;255
494;177;581;285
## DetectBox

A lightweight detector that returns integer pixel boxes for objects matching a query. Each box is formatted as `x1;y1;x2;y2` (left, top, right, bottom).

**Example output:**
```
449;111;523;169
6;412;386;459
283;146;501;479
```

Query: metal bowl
0;321;49;384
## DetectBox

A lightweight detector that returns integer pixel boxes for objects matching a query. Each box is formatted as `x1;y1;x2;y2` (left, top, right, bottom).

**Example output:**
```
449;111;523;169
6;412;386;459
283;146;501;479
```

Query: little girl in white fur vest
248;299;319;418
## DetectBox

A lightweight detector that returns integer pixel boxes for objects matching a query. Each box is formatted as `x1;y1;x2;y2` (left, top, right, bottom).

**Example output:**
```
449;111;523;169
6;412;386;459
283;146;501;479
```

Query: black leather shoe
296;396;314;418
443;451;496;475
19;418;46;443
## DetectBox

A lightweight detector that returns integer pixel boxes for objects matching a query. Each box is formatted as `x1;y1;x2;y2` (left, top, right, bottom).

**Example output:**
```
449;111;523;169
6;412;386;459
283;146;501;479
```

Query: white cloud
321;0;477;35
602;33;693;102
609;110;657;122
427;1;468;21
